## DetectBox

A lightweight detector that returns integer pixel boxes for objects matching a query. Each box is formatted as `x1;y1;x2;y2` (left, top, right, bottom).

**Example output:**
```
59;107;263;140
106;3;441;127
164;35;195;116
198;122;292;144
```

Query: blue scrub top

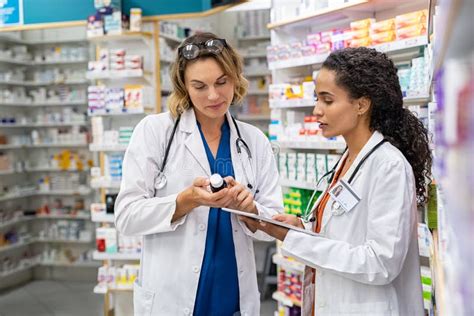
193;119;240;316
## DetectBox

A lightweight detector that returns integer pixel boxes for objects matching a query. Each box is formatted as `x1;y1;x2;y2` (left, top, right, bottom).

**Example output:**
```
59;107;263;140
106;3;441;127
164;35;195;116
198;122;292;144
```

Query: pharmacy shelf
403;95;431;105
0;217;34;230
237;114;271;121
237;35;271;41
247;90;268;96
35;214;90;220
0;264;35;279
24;167;89;173
160;33;183;44
0;191;36;202
245;70;271;77
272;291;301;307
39;261;100;268
272;254;305;273
89;143;128;152
35;189;92;196
91;179;121;189
92;251;141;261
276;140;346;150
0;169;15;175
33;238;93;244
268;0;420;30
270;99;314;109
0;57;31;66
280;179;321;191
86;69;150;81
26;38;88;45
28;143;88;148
243;52;267;59
0;241;32;255
269;36;428;70
87;32;153;43
88;108;146;116
0;122;88;128
160;56;174;64
0;101;87;107
30;59;88;66
91;213;115;223
93;284;134;294
0;80;88;87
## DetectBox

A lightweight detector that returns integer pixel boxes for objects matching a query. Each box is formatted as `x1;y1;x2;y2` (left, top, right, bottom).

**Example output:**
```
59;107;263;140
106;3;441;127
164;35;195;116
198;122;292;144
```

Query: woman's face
184;57;235;121
313;68;361;138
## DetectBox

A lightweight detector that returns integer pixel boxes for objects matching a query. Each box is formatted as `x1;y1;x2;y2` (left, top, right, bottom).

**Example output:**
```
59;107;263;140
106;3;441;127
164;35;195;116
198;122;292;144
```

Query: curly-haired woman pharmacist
247;47;432;315
114;32;283;316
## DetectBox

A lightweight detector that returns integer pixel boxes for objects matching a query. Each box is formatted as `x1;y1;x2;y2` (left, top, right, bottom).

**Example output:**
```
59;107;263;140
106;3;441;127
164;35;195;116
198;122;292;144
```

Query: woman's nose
313;101;323;117
208;87;219;101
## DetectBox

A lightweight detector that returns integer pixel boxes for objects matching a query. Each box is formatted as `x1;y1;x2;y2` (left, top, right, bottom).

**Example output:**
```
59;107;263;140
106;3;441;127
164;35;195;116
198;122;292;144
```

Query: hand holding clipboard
222;208;320;237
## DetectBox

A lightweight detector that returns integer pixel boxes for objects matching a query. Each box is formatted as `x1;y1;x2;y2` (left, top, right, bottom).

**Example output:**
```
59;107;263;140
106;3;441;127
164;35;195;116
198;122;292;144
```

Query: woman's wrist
174;188;199;221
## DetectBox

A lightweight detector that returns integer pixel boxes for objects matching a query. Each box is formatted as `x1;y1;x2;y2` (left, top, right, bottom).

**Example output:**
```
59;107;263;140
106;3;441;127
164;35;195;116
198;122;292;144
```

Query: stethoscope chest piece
155;173;167;190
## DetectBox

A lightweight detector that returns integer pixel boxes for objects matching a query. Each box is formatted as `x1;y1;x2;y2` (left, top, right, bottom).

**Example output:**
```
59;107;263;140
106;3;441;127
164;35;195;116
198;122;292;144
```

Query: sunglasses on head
178;38;228;60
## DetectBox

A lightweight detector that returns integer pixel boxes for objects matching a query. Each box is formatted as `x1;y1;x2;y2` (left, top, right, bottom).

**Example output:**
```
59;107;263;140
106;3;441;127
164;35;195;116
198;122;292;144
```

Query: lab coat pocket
133;281;156;316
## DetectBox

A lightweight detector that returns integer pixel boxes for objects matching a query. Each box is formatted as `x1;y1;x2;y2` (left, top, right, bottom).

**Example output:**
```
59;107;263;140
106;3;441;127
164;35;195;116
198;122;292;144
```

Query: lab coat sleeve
281;160;416;285
238;140;284;241
114;117;187;236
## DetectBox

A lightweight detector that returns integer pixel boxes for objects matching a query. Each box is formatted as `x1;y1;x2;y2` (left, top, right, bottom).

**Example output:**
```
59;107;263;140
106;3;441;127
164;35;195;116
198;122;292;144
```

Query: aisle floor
0;280;277;316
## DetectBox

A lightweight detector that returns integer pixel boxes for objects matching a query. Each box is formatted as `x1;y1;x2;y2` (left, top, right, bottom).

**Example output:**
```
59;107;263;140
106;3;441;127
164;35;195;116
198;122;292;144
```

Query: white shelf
91;179;121;189
272;254;305;273
31;59;88;66
160;33;183;43
0;217;34;230
33;238;93;244
0;101;87;107
28;143;88;148
0;57;31;66
89;143;128;152
269;36;428;70
245;70;271;77
36;214;90;220
93;284;134;294
0;264;35;279
0;241;32;254
247;90;268;95
269;99;314;109
403;95;431;105
26;38;87;45
0;191;36;202
279;179;320;191
272;291;301;307
88;108;145;116
243;52;267;59
237;114;271;121
24;167;89;173
91;213;115;223
86;69;149;80
35;189;92;196
88;32;153;43
39;261;100;268
276;140;346;150
238;35;270;41
0;122;87;128
92;251;141;261
0;169;15;175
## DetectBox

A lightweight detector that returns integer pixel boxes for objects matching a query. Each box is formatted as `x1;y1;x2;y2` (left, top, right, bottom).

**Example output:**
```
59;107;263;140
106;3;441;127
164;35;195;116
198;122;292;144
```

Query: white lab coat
115;108;283;316
281;131;424;316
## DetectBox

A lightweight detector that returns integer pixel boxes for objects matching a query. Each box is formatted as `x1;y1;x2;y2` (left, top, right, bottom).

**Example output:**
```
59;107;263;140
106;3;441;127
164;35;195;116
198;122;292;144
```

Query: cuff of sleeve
166;193;187;231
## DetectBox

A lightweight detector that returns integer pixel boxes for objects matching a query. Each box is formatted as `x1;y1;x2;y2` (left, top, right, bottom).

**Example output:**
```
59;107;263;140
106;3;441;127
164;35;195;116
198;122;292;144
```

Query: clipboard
222;208;320;237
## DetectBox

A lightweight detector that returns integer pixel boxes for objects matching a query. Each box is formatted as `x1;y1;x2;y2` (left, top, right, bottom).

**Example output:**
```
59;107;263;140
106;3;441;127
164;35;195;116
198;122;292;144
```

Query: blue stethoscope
155;115;259;194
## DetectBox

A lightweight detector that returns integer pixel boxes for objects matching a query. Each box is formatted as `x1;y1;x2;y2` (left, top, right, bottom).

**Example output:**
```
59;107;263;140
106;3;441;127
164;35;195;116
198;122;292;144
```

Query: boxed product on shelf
97;264;139;291
96;227;118;253
395;10;428;40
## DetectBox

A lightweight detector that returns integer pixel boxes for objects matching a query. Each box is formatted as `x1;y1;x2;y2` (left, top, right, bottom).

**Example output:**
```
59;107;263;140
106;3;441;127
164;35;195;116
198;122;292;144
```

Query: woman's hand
239;213;304;241
224;176;257;214
174;177;233;222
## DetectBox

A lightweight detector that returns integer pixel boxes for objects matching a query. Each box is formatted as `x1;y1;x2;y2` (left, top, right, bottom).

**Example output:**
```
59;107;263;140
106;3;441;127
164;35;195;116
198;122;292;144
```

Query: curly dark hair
322;47;432;206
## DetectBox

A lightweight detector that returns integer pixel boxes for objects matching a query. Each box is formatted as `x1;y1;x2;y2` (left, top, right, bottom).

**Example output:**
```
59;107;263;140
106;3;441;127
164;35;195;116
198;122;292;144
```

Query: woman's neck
343;125;374;161
194;110;225;136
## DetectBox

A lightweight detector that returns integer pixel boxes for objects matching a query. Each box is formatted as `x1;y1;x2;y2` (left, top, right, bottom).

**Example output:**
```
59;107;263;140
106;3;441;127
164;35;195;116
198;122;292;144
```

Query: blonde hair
167;32;248;117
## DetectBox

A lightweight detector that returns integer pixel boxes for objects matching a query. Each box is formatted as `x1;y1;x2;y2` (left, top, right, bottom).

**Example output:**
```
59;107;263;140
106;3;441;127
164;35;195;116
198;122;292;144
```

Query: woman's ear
357;97;371;116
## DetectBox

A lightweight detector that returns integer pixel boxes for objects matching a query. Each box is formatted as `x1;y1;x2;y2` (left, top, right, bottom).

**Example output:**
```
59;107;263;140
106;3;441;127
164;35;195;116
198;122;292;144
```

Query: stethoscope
155;115;259;195
300;139;387;223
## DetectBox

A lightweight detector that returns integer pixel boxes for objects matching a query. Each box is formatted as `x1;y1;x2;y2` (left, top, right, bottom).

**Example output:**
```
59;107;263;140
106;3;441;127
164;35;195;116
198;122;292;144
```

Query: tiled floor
0;280;277;316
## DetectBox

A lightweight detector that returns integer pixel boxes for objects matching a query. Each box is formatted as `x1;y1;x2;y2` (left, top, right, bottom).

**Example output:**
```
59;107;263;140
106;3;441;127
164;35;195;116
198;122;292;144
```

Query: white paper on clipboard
222;208;320;237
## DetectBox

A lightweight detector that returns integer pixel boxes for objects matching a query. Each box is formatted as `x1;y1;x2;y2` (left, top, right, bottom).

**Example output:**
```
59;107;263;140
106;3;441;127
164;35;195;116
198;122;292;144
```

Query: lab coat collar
181;108;211;176
320;131;384;231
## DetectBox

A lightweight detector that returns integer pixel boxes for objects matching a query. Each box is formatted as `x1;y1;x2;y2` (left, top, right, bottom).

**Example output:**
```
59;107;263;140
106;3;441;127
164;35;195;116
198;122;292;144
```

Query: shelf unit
0;26;96;291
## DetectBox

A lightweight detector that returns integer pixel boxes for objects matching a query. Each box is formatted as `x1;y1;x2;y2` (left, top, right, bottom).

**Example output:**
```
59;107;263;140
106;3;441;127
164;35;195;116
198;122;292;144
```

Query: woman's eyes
216;80;227;85
193;80;226;90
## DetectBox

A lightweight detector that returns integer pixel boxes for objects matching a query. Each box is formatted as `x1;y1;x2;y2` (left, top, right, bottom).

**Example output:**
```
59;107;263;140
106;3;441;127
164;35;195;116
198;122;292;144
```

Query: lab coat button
198;224;206;231
193;266;200;273
183;307;190;315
